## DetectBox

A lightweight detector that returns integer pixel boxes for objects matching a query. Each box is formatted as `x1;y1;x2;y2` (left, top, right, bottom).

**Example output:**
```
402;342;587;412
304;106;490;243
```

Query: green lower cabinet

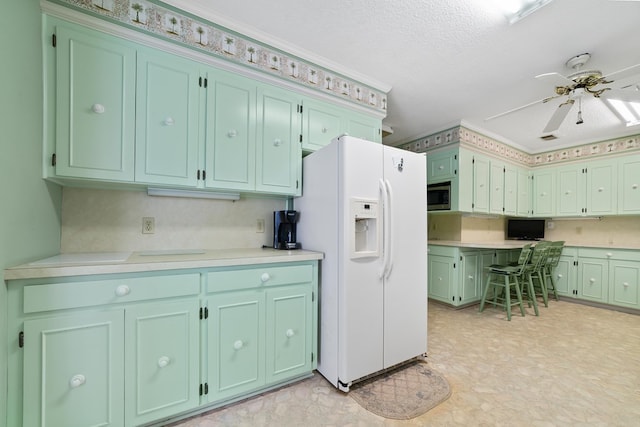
428;254;455;303
428;246;496;307
265;285;313;383
577;257;609;303
23;310;125;427
125;300;201;426
553;248;578;297
208;290;265;401
608;261;640;309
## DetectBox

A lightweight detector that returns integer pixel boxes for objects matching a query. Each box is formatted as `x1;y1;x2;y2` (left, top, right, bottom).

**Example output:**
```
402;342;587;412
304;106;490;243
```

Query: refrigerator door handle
384;179;394;279
379;178;390;279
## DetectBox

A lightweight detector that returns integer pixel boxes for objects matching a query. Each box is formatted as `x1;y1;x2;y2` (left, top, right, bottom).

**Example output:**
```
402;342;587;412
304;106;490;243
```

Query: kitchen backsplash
60;188;286;252
428;213;640;248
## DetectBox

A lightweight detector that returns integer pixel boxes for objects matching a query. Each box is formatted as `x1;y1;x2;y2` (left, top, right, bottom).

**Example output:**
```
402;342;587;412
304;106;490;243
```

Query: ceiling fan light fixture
507;0;555;24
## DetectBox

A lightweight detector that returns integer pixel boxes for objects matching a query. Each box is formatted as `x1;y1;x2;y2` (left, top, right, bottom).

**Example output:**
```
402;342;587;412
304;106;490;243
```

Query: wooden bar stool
480;244;532;321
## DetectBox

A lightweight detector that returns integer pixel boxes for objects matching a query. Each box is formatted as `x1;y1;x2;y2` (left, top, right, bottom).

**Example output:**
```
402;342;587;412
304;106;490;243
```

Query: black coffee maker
273;210;301;250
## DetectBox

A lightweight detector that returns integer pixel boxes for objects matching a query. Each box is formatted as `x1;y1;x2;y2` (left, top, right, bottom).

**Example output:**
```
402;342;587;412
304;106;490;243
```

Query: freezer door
382;146;428;368
337;136;385;384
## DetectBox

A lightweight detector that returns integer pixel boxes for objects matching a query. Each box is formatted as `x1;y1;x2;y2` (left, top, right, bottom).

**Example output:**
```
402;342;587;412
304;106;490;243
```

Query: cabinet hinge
503;167;506;173
51;153;56;167
472;158;475;165
296;180;299;189
459;296;462;301
202;170;206;181
312;291;315;302
452;296;455;302
199;383;208;395
204;78;208;88
454;169;457;175
454;155;457;160
299;134;303;143
199;76;202;87
199;307;209;320
299;105;303;114
52;33;56;47
460;256;463;261
19;331;24;348
453;263;456;269
311;353;314;362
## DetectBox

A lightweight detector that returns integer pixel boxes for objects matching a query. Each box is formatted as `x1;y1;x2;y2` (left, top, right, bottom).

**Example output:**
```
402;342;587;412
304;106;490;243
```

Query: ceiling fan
486;52;640;134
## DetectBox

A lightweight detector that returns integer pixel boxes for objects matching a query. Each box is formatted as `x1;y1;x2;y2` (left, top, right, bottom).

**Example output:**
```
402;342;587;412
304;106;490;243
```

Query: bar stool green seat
521;242;551;312
479;244;532;321
542;240;565;301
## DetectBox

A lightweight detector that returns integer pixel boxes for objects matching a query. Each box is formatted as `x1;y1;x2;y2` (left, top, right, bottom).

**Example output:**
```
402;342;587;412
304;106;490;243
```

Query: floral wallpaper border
399;126;640;167
48;0;387;114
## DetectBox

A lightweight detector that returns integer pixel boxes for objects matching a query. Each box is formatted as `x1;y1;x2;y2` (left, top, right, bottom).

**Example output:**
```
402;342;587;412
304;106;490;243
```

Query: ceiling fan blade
601;87;640;102
542;99;574;134
485;96;554;121
535;72;574;87
601;63;640;82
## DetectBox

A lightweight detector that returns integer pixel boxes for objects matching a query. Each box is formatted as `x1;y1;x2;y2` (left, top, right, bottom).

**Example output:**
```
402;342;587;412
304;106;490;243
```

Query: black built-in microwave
427;181;451;211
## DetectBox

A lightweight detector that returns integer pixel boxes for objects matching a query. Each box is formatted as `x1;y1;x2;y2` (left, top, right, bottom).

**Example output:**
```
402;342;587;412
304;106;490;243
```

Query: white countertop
4;248;324;281
428;240;640;250
428;240;535;249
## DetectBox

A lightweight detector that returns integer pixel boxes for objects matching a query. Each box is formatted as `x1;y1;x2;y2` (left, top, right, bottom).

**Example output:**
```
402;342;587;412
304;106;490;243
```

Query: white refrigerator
295;135;428;391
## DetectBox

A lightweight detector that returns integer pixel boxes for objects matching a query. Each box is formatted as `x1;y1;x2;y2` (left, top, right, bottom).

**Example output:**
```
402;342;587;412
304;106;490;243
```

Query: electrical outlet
142;217;155;234
256;218;265;233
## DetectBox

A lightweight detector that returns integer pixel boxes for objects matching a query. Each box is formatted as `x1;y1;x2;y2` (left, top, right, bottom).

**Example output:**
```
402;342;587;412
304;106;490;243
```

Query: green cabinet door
135;49;200;187
577;258;608;303
205;70;257;191
301;98;344;152
208;290;265;401
256;85;302;196
586;160;617;215
345;111;381;143
618;154;640;214
427;149;457;184
265;285;313;383
460;252;481;305
473;154;490;213
554;252;578;297
608;261;640;309
532;168;555;217
428;255;455;303
489;161;504;214
125;300;200;426
516;168;531;217
556;164;584;216
54;24;136;182
23;311;125;427
503;165;518;216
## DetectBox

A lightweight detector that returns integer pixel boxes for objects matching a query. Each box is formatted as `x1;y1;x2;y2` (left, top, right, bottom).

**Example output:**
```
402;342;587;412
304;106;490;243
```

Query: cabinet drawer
208;264;313;293
578;248;640;262
23;273;200;314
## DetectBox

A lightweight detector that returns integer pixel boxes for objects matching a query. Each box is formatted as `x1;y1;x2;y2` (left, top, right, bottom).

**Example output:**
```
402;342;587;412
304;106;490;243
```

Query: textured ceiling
164;0;640;154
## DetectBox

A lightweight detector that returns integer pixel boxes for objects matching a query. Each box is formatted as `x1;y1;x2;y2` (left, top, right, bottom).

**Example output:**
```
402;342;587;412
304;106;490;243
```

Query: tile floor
170;299;640;426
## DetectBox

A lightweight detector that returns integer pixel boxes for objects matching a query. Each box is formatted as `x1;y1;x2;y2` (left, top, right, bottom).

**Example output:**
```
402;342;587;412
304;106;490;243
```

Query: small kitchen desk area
428;240;534;308
5;248;322;427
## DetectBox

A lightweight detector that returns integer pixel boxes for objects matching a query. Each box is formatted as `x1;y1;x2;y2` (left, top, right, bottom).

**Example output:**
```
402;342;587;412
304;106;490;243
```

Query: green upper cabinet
489;161;505;215
532;168;555;217
427;149;458;184
556;164;585;216
472;153;490;213
345;110;381;143
135;49;201;187
618;154;640;214
204;69;257;191
516;167;531;217
300;98;381;152
256;85;302;196
52;21;136;182
585;160;617;216
503;164;518;216
301;98;345;152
